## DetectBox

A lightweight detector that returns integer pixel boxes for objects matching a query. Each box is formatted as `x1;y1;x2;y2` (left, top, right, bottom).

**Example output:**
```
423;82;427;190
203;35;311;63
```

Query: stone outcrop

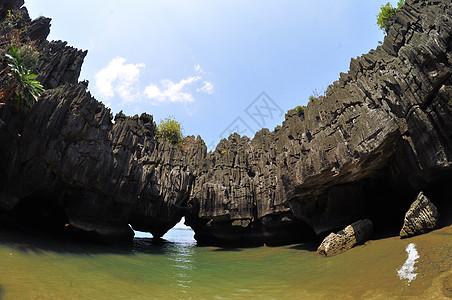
34;40;87;90
0;0;451;246
316;219;373;256
25;16;51;41
400;192;439;238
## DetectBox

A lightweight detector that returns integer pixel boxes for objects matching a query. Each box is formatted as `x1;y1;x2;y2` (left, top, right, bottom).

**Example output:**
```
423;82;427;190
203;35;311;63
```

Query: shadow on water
0;227;196;256
0;285;4;300
289;241;320;252
212;247;243;252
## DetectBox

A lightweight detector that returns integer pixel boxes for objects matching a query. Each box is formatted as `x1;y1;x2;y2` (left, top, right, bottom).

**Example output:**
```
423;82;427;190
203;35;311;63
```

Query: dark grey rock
0;0;24;12
35;40;88;89
0;83;206;243
25;16;51;41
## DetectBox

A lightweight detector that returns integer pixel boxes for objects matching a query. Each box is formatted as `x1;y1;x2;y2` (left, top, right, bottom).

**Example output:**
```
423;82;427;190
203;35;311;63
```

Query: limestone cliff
0;1;203;243
186;0;452;245
0;0;451;246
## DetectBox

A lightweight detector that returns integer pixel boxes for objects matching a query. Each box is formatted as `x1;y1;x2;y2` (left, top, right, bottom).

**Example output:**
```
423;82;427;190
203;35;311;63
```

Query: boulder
400;192;439;238
317;219;373;256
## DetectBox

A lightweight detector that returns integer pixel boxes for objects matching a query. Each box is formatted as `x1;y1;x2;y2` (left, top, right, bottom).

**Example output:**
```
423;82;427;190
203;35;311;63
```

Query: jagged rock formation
0;2;204;243
34;40;87;90
24;16;50;41
0;82;208;242
0;3;86;89
0;81;206;242
0;0;451;246
400;192;439;238
186;0;452;245
316;219;373;256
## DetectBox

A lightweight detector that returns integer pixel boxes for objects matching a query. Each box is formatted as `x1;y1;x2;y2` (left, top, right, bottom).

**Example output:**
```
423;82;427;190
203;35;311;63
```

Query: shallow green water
0;226;451;299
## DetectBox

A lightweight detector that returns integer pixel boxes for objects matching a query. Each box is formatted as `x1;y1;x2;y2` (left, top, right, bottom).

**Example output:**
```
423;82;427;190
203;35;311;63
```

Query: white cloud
144;76;202;103
95;57;145;102
96;59;214;106
197;81;214;94
194;64;204;73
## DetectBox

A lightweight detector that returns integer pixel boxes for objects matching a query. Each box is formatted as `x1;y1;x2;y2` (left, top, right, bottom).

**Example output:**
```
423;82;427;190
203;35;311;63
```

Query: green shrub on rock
295;105;305;113
4;45;44;110
3;9;21;29
157;115;183;145
18;44;40;72
377;1;405;34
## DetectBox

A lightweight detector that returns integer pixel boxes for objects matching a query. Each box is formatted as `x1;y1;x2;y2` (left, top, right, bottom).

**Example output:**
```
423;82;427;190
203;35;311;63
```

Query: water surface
0;226;450;299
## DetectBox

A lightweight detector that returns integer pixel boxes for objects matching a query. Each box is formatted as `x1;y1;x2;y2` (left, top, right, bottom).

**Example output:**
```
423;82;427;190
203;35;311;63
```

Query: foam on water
397;243;419;285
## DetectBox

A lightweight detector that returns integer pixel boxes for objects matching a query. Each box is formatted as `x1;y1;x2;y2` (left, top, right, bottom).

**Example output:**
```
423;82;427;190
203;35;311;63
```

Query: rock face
0;0;24;12
186;0;452;245
400;192;439;238
25;16;51;41
316;219;373;256
0;0;452;246
0;82;205;243
34;40;87;90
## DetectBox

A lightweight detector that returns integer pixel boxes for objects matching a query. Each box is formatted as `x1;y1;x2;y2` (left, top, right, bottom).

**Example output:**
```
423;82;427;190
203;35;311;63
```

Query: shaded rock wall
0;81;207;242
0;0;451;246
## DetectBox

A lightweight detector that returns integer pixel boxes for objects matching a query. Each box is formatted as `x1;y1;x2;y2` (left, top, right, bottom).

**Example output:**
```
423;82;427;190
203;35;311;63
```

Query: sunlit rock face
400;192;439;238
0;0;451;246
316;219;373;256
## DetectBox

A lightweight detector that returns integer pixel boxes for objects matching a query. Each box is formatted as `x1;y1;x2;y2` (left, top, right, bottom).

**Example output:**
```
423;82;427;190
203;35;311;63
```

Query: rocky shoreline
0;0;451;248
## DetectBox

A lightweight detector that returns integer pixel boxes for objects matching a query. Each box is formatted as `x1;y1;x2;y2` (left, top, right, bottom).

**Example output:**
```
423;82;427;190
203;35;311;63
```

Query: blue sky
26;0;398;151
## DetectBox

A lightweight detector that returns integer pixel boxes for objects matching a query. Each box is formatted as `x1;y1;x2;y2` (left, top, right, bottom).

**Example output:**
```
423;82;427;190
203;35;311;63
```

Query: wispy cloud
197;81;214;94
95;57;145;102
194;64;204;74
96;60;214;106
144;76;201;103
144;64;214;104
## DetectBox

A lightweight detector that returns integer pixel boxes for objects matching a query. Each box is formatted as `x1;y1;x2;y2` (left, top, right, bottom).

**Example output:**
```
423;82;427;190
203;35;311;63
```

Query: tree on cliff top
157;115;184;145
377;1;405;34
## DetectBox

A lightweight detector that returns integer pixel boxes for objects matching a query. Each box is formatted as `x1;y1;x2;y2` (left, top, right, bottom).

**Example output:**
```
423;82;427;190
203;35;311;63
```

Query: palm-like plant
5;45;44;110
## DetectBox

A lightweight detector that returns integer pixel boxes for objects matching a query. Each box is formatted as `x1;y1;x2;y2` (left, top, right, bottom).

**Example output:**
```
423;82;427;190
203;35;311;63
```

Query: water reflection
166;230;196;292
131;229;197;295
131;229;196;255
